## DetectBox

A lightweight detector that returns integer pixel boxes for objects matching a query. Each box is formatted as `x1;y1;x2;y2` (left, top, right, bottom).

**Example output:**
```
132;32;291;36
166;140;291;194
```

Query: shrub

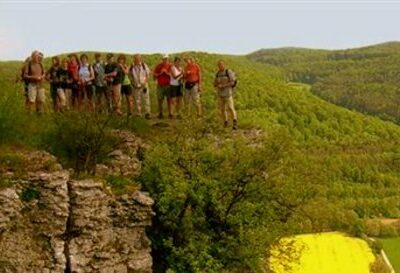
105;175;140;195
44;111;118;175
20;186;40;202
139;117;293;273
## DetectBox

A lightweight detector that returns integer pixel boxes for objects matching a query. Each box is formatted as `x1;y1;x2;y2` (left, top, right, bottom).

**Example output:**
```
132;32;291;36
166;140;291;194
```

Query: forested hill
2;51;400;272
248;41;400;122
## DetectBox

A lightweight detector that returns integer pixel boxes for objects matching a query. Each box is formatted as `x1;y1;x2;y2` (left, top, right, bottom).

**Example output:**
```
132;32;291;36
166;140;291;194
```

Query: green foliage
249;42;400;122
105;175;140;195
139;117;293;273
43;111;118;175
2;50;400;271
20;186;40;202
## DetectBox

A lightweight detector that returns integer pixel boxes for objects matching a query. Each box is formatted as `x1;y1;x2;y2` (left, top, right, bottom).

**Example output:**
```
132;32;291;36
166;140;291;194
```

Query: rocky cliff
0;132;154;273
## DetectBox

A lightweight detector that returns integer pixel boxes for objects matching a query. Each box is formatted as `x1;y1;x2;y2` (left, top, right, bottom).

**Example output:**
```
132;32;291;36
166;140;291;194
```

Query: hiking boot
145;113;151;120
224;121;228;128
233;120;238;130
158;113;164;119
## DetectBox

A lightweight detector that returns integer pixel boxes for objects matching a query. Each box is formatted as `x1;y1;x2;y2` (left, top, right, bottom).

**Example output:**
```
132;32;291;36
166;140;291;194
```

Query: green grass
380;237;400;272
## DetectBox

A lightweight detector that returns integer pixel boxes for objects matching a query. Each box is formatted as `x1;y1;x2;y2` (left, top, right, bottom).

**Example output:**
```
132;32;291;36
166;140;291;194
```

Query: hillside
248;42;400;122
1;51;400;272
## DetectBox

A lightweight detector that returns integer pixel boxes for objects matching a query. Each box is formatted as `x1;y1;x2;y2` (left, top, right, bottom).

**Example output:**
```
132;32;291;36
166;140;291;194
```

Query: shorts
121;84;133;95
27;83;46;103
184;83;200;104
157;85;170;100
169;85;183;98
95;85;107;94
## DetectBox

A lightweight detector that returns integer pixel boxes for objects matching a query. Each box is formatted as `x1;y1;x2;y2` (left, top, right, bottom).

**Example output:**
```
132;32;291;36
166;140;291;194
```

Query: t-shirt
47;66;60;84
154;63;171;87
105;62;117;84
78;64;92;83
122;75;131;86
68;62;79;82
93;62;106;87
215;69;236;97
113;65;124;85
131;63;150;86
24;61;44;84
184;63;201;83
170;65;183;86
57;68;72;89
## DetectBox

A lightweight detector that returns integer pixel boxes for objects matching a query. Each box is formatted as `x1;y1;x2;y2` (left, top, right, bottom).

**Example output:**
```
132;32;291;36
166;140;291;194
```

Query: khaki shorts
184;83;200;105
57;88;67;107
28;83;46;103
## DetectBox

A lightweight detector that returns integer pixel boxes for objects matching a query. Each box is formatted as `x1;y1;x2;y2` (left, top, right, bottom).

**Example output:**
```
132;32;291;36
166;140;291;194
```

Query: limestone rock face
0;150;154;273
96;130;146;178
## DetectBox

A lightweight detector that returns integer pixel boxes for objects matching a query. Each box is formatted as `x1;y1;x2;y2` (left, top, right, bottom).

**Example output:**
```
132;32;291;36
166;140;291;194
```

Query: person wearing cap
153;54;172;119
184;56;202;116
130;54;151;119
23;51;45;113
93;53;107;112
104;53;117;113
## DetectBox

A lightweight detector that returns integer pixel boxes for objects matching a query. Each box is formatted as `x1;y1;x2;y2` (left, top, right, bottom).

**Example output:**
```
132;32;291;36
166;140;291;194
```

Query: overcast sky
0;0;400;60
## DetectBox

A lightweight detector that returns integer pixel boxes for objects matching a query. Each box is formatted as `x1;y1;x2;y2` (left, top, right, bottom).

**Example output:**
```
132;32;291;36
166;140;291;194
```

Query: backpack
217;69;238;88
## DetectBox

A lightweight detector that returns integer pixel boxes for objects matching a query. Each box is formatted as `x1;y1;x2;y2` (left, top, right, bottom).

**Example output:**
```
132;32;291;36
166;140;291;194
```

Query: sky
0;0;400;60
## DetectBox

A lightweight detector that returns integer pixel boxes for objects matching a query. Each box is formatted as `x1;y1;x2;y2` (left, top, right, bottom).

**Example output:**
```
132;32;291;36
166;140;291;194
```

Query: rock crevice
0;139;153;273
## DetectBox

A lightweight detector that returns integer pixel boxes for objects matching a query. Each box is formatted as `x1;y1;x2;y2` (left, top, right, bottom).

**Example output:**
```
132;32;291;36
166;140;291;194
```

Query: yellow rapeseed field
270;232;375;273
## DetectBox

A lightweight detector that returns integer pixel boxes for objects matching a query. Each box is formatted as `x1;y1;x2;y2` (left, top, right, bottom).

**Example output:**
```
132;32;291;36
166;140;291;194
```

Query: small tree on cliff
139;116;296;273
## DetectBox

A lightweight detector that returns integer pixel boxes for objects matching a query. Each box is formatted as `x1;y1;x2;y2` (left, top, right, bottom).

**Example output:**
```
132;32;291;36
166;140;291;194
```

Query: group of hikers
19;50;238;129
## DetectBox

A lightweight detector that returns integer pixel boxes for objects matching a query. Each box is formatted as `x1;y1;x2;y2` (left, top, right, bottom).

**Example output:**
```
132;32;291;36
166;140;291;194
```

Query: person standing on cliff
214;60;238;130
153;54;172;119
23;51;46;114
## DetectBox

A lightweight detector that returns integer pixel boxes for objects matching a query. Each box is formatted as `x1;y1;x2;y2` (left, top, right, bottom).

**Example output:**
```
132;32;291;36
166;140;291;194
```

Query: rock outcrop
0;145;153;273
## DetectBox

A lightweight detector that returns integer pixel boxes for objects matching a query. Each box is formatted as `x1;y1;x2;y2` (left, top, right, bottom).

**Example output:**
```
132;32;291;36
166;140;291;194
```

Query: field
270;232;375;273
381;237;400;272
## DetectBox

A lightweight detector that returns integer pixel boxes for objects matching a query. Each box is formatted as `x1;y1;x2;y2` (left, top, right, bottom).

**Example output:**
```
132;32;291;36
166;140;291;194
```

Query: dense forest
248;42;400;122
1;50;400;272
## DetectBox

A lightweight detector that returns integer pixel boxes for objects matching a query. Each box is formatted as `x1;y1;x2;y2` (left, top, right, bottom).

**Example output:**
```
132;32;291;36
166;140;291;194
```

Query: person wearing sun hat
153;54;172;118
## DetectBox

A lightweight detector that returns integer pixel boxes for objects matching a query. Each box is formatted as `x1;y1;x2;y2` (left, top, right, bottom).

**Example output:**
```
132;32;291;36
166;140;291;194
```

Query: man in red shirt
184;57;202;116
153;54;172;118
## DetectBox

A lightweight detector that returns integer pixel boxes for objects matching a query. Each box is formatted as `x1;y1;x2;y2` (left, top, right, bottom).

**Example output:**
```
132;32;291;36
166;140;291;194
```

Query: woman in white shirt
169;57;184;118
78;54;95;111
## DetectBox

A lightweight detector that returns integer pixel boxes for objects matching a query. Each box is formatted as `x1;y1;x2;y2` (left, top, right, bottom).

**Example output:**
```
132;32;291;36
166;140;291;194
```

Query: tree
139;117;294;273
